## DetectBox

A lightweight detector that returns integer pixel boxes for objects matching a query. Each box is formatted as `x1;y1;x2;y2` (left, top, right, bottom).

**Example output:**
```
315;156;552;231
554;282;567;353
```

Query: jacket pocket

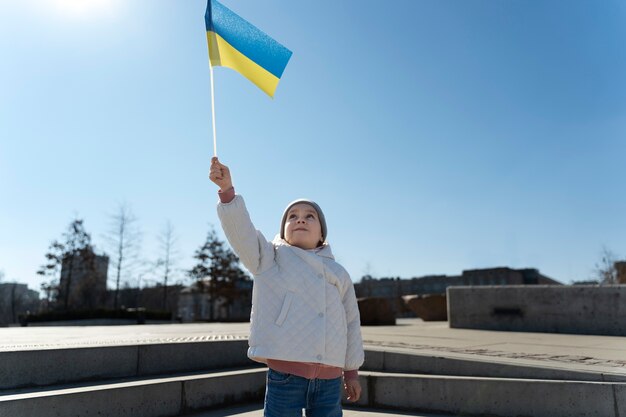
275;292;294;326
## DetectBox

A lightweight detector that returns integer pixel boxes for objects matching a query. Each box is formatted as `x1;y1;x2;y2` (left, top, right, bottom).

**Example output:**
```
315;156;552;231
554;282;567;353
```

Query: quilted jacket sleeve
342;279;365;371
217;194;275;275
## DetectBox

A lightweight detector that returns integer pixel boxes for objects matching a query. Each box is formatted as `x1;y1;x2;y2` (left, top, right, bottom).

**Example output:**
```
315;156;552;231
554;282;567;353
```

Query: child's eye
307;214;315;219
288;214;297;219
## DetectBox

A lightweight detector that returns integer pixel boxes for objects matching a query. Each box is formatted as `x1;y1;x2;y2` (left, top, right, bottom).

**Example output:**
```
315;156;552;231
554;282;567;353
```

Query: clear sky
1;0;625;294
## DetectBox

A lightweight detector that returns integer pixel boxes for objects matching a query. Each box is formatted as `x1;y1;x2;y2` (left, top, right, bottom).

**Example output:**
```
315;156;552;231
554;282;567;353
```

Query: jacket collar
272;235;341;289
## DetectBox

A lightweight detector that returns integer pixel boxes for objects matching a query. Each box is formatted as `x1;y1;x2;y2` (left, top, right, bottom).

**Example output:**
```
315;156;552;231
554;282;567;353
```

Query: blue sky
1;0;625;293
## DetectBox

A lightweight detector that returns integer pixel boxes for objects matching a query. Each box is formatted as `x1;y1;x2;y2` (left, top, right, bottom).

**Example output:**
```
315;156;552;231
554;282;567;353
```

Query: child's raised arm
209;157;233;192
211;157;274;275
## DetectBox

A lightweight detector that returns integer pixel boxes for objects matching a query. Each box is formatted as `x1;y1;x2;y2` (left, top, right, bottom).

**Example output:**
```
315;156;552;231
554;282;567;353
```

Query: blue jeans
264;369;342;417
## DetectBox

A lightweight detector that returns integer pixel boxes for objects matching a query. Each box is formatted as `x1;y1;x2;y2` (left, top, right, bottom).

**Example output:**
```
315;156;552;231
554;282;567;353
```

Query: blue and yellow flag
205;0;292;98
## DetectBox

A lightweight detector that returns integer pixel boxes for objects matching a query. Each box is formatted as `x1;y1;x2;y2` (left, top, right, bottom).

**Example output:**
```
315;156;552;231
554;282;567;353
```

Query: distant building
355;267;560;299
178;279;252;322
616;261;626;284
0;283;40;326
58;249;109;310
571;280;600;286
112;284;185;314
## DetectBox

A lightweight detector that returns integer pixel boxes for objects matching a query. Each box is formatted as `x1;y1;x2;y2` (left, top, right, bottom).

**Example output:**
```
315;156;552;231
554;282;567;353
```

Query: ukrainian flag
205;0;292;98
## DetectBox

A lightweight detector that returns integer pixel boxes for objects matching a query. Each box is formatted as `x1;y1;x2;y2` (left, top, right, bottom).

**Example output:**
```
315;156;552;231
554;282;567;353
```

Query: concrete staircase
356;348;626;417
0;340;267;417
1;341;625;417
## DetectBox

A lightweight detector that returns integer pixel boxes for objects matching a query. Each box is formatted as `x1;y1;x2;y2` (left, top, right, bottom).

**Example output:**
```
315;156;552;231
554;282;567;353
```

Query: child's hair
280;199;327;245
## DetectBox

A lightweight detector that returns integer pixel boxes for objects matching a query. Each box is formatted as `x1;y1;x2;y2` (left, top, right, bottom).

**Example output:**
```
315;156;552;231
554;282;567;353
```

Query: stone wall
448;285;626;336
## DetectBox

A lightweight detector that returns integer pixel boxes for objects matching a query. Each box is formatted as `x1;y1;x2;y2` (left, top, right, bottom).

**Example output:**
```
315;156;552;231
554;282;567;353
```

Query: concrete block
404;294;447;321
0;380;182;417
0;346;137;390
138;340;255;376
448;285;626;336
183;369;266;412
358;298;396;325
368;372;618;417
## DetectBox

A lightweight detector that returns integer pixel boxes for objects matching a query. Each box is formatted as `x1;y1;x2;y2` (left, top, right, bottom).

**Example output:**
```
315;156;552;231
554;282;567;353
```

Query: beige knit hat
279;199;327;245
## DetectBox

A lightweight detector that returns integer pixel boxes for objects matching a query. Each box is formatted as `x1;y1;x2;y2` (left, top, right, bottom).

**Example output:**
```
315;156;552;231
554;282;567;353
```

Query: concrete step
0;340;262;390
2;366;625;417
352;371;626;417
0;368;266;417
4;339;623;392
364;347;626;382
183;403;462;416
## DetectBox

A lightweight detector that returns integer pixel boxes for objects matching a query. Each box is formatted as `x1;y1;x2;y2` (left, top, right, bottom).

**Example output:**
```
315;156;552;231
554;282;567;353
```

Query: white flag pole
209;61;217;157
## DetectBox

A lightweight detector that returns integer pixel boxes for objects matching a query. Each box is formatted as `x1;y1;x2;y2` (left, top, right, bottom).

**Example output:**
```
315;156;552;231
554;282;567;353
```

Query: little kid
209;157;364;417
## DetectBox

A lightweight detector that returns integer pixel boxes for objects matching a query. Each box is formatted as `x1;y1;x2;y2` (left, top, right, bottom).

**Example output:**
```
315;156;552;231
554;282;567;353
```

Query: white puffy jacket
217;195;364;370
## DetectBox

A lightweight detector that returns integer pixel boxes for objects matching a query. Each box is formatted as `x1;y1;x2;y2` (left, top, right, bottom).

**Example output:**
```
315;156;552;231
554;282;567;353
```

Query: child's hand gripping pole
209;157;233;192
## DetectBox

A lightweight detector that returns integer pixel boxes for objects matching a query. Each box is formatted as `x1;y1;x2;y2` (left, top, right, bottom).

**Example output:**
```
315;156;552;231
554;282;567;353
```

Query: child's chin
289;239;314;250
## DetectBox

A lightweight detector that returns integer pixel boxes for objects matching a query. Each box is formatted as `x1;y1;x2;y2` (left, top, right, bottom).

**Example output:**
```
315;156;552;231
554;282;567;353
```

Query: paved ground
2;318;625;377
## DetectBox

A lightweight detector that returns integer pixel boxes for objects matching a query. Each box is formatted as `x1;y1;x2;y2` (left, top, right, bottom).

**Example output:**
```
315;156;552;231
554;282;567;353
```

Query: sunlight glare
51;0;119;18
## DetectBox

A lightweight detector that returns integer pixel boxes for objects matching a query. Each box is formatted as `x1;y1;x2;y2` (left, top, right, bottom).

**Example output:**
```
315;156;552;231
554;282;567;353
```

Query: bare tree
156;220;179;310
103;203;142;309
593;246;618;285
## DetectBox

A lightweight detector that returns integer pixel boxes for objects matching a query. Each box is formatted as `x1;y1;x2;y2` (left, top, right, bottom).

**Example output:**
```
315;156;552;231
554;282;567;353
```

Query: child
209;157;364;417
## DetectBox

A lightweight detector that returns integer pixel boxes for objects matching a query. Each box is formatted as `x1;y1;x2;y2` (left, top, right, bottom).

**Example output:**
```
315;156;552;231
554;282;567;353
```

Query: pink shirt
218;187;359;381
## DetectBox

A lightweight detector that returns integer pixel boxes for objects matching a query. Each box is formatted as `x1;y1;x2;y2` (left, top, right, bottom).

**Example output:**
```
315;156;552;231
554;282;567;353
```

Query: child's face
284;203;323;250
